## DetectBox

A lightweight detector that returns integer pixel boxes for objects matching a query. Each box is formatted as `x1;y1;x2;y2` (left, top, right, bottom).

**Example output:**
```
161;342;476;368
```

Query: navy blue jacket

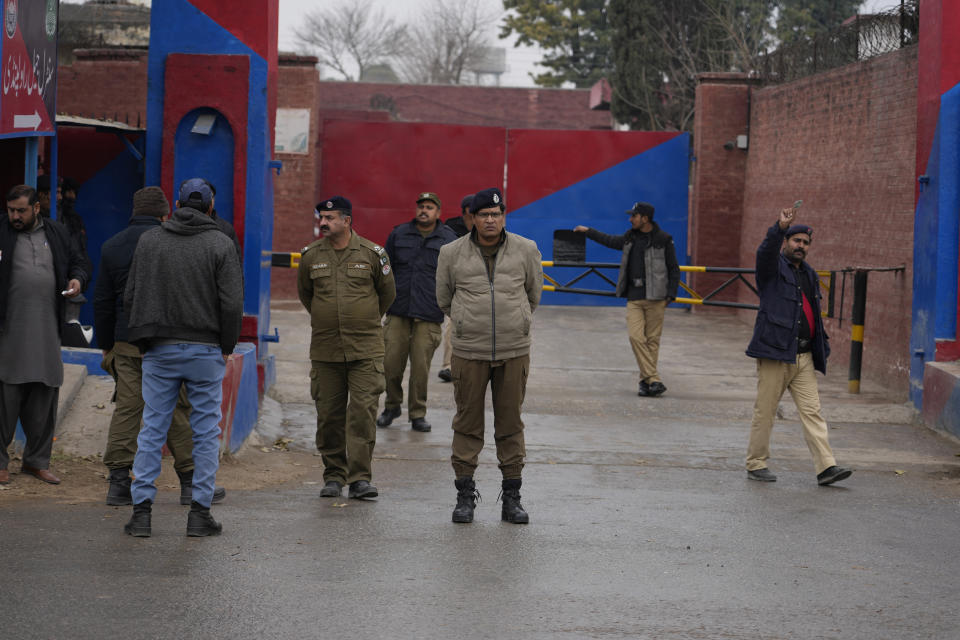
746;223;830;373
385;220;457;323
0;216;90;337
93;216;162;351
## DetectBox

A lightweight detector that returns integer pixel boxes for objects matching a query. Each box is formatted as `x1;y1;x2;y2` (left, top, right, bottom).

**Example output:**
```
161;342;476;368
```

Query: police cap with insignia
316;196;352;214
416;192;441;208
470;187;504;214
626;201;655;218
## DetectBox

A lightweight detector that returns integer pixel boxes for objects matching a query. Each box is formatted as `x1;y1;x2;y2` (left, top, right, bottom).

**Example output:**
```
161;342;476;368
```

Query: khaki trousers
450;354;529;480
383;315;442;419
627;299;667;383
101;343;194;473
441;318;453;369
746;353;837;474
311;358;384;484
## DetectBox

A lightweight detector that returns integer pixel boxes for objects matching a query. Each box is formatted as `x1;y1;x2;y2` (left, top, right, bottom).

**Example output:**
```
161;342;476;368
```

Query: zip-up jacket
124;207;243;354
385;219;457;323
746;222;830;373
436;229;543;361
585;222;679;300
93;216;162;351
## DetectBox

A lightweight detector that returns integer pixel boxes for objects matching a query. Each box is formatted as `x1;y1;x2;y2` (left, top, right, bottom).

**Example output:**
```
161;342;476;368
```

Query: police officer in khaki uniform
297;196;396;500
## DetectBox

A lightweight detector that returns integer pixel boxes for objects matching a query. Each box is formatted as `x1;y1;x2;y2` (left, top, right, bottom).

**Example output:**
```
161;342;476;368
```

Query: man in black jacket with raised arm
574;201;680;397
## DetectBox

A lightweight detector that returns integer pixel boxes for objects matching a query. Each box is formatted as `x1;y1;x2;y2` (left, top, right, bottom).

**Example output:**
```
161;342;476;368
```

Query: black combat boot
500;479;529;524
186;501;223;537
452;477;480;523
106;467;132;506
177;469;226;505
124;500;152;537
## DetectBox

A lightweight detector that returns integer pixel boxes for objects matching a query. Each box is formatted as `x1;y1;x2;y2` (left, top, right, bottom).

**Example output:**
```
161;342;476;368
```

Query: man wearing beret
94;186;226;507
744;205;852;486
377;192;457;432
574;201;680;397
123;178;243;536
298;196;396;500
437;195;476;383
436;187;543;524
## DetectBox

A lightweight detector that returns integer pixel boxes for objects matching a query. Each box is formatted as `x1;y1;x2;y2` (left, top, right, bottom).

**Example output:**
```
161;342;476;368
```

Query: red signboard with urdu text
1;0;57;136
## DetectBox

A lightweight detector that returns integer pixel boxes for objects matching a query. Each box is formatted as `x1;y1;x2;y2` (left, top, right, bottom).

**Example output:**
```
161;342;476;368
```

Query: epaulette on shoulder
359;237;385;256
301;238;324;254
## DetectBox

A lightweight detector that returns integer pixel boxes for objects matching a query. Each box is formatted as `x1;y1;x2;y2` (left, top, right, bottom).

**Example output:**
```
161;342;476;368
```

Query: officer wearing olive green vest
297;196;396;500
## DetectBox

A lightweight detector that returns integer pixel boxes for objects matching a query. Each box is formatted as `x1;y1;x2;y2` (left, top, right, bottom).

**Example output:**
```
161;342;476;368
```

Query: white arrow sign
13;111;41;130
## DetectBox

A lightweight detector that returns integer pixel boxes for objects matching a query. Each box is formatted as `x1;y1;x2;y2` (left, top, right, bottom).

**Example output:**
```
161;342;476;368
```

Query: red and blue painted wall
911;0;960;431
318;119;689;306
144;0;279;403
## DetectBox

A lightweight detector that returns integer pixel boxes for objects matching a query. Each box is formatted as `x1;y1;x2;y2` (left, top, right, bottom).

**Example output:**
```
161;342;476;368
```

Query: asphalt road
2;305;959;639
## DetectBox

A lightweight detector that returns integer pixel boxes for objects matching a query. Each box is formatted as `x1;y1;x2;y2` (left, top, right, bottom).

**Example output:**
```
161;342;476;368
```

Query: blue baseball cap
178;178;213;210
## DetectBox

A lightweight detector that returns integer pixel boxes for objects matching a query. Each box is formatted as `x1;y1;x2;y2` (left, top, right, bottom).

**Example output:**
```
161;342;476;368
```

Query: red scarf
802;292;816;338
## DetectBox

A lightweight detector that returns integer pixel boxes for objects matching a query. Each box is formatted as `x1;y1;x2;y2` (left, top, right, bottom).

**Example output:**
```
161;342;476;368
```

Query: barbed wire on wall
756;1;919;86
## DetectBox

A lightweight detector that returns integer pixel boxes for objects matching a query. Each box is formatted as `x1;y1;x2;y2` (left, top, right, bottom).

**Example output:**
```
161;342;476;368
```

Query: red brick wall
738;47;918;396
314;81;613;130
690;74;753;304
272;55;321;301
58;49;149;125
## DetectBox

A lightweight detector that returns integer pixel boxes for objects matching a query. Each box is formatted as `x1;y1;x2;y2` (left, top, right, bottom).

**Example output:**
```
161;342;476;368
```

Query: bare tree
293;0;410;81
396;0;499;85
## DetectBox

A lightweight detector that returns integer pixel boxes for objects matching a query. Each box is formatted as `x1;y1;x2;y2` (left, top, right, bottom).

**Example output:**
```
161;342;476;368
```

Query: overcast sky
62;0;906;89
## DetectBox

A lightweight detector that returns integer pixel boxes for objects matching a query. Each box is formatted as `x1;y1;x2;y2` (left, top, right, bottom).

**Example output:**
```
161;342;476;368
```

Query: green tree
500;0;612;88
776;0;862;44
609;0;775;131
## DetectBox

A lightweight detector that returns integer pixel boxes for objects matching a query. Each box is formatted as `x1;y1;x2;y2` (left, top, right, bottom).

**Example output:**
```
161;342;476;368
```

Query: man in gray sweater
122;178;243;538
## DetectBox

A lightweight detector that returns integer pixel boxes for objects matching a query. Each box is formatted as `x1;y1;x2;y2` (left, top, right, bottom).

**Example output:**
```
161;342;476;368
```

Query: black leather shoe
411;417;432;432
348;480;379;499
438;368;453;382
124;501;152;537
452;477;480;523
637;381;650;396
106;467;132;506
647;381;667;396
748;468;777;482
187;502;223;537
376;407;401;428
319;480;343;497
817;466;852;486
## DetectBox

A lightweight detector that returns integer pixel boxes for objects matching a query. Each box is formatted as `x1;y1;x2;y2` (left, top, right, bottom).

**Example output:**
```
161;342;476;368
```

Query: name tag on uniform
348;262;370;271
311;263;329;270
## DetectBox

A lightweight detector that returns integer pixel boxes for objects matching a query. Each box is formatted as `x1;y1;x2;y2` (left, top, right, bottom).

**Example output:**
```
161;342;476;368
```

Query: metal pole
848;270;868;393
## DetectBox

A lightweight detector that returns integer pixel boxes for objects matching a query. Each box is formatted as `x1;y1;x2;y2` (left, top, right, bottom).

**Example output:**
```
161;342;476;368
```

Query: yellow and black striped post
848;270;868;393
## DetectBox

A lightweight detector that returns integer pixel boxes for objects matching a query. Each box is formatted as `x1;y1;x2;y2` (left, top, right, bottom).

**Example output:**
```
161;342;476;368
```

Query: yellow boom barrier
271;254;836;316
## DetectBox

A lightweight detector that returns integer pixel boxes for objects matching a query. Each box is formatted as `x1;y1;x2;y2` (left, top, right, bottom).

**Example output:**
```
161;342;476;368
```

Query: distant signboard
1;0;58;137
275;108;310;154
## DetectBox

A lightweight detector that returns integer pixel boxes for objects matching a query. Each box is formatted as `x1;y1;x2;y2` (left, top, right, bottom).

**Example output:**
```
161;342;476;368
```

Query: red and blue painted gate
318;120;689;306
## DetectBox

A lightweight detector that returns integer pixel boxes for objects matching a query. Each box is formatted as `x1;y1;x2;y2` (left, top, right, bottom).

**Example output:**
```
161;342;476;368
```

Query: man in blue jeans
123;178;243;537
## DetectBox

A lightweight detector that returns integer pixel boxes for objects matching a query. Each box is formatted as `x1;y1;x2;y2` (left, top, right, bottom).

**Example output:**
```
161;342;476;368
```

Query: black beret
785;224;813;238
316;196;352;213
470;187;504;213
460;194;474;210
626;201;655;216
